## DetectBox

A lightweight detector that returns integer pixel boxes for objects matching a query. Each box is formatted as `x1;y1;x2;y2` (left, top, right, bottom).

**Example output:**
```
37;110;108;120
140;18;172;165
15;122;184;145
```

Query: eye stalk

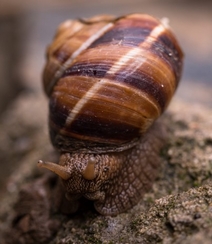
37;160;71;180
38;155;97;181
82;156;96;180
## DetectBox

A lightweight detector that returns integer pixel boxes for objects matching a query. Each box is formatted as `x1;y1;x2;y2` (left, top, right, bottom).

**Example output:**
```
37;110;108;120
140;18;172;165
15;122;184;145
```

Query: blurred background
0;0;212;114
0;0;211;195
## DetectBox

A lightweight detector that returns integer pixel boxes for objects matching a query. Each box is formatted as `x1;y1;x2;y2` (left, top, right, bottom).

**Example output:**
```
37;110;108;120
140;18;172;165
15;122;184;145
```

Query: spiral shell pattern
43;14;183;152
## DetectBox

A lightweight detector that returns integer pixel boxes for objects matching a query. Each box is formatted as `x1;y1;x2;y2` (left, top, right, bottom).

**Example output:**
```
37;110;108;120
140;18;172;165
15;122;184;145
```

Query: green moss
85;235;102;244
129;219;140;231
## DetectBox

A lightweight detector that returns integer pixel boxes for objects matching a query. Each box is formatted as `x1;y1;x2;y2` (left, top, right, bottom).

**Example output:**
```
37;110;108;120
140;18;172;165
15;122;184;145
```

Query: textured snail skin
40;14;184;215
57;121;165;216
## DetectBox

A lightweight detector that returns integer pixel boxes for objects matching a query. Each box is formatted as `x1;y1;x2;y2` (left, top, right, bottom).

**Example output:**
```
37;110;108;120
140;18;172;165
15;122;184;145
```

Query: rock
0;92;211;244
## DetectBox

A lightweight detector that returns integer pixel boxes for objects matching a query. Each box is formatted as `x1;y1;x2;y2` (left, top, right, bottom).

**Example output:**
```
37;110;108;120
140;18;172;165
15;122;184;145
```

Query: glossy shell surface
43;14;183;153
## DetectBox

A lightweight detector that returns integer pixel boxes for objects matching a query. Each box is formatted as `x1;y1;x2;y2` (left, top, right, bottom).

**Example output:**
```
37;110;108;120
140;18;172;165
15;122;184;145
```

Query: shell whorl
43;14;183;153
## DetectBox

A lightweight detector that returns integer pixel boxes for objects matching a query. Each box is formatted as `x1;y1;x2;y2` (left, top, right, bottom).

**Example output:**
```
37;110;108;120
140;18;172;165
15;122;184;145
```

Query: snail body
39;14;183;216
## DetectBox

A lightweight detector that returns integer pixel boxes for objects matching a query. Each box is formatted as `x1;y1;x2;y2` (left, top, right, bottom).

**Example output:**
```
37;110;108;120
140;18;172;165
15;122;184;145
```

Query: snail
38;14;183;216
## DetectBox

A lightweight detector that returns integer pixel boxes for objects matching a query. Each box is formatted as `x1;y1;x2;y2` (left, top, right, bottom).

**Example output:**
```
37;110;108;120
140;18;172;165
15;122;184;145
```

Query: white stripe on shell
144;22;167;46
107;23;166;75
107;48;146;76
47;22;114;95
65;22;166;126
65;80;105;125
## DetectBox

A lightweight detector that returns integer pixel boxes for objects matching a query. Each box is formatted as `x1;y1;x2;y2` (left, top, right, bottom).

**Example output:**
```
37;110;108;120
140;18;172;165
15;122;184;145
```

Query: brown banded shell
43;14;183;153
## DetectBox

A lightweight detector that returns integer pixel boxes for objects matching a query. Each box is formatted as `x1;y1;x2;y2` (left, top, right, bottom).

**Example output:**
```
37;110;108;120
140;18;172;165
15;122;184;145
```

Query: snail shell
39;14;184;215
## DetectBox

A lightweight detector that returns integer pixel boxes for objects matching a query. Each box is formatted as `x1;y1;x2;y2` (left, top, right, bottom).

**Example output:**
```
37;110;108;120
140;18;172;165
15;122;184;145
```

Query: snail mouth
83;190;105;202
65;190;104;205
